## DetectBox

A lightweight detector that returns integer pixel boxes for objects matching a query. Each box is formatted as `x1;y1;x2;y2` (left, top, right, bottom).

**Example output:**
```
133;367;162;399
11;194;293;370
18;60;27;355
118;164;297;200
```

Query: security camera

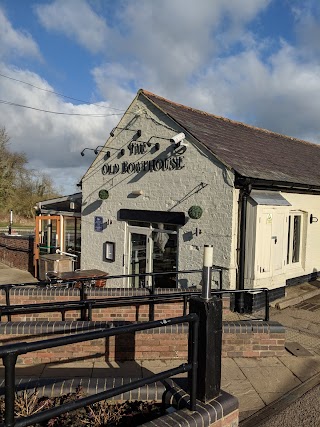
170;132;185;144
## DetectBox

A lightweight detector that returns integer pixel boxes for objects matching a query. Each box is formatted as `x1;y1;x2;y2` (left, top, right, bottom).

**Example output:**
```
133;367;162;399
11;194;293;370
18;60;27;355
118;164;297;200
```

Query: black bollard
189;245;222;402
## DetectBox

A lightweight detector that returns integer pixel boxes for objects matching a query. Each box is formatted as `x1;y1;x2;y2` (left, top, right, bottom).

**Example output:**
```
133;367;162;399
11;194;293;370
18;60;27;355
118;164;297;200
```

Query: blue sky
1;0;320;194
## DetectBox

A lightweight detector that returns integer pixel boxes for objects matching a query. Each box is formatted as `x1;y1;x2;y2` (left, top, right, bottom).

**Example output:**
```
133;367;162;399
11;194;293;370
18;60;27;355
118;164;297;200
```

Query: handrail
0;314;199;427
0;288;270;322
0;268;218;322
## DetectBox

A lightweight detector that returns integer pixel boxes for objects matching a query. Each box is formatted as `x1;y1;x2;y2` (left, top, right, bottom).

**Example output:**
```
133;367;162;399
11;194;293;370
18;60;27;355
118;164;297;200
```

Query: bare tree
0;127;60;219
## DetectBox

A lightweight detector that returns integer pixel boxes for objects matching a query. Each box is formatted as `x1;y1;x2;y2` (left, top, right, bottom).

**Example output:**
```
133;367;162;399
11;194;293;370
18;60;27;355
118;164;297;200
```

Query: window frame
286;211;304;267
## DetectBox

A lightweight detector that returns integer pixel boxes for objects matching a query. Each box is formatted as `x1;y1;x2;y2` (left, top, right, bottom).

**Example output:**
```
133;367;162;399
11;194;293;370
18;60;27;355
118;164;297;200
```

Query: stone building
78;89;320;306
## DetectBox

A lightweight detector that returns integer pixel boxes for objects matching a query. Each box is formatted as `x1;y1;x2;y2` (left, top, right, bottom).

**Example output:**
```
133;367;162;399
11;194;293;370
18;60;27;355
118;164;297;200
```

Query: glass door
127;223;178;288
151;229;177;288
128;229;152;288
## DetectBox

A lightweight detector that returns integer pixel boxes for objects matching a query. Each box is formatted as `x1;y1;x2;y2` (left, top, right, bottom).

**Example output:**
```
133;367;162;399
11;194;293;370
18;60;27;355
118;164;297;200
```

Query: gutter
235;178;252;313
235;176;320;195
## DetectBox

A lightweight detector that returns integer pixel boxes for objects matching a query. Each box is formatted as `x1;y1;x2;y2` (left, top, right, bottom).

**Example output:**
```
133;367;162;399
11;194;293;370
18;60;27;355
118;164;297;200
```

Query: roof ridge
140;89;320;149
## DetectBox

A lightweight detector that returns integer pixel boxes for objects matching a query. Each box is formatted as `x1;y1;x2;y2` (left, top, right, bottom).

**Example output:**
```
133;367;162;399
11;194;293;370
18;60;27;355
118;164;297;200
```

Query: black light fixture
110;127;142;138
94;145;119;154
310;214;318;224
120;148;125;156
80;148;96;156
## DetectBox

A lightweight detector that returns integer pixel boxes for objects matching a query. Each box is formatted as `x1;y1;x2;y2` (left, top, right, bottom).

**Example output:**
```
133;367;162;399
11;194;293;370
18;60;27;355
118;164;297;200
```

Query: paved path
256;383;320;427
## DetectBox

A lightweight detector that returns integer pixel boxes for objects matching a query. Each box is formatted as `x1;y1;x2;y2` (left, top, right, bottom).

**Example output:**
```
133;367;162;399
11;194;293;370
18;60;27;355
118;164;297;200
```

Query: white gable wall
81;94;237;289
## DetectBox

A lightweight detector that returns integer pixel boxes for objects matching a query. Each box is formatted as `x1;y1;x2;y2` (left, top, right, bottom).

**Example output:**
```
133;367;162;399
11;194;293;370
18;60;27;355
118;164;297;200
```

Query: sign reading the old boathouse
101;142;185;176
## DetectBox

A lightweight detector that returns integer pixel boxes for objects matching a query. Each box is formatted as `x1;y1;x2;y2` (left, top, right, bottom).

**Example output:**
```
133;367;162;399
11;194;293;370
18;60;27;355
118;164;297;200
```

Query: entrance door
258;209;286;277
128;229;151;288
34;215;61;277
127;223;178;288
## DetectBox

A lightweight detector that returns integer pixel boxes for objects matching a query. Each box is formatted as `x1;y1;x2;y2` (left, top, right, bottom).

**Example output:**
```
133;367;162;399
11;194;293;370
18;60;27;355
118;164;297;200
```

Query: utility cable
0;99;124;117
0;72;125;111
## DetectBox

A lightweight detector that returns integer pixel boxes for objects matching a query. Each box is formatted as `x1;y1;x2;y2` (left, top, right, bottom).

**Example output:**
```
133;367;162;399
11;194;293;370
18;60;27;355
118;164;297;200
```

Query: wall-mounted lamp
120;148;125;156
196;228;202;236
94;145;121;155
310;214;318;224
110;128;142;138
80;148;96;156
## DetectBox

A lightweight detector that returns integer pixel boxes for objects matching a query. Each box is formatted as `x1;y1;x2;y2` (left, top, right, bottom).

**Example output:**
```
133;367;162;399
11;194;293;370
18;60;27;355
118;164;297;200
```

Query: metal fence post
3;353;17;427
149;275;155;321
189;245;222;402
5;287;12;321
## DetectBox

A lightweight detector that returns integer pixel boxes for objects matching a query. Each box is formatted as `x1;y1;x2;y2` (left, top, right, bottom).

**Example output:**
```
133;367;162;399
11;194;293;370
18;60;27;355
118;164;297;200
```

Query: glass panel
152;229;177;288
152;223;176;231
130;233;148;288
39;220;58;255
64;217;76;252
286;215;291;264
64;217;81;268
128;221;150;228
292;215;301;263
75;218;81;254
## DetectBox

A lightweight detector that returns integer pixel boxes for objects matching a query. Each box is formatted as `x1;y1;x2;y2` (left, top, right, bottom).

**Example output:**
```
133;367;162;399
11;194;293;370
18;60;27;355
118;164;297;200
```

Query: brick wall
0;320;285;365
0;287;232;322
0;234;34;272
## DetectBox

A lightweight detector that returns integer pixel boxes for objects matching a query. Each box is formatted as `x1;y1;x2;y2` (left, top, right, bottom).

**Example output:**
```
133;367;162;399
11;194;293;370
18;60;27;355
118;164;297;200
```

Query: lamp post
189;245;223;402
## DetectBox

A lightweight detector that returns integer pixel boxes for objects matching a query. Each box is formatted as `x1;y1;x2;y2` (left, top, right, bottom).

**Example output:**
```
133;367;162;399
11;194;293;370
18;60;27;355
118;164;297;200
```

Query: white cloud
0;8;41;60
3;0;320;194
0;65;120;193
35;0;111;53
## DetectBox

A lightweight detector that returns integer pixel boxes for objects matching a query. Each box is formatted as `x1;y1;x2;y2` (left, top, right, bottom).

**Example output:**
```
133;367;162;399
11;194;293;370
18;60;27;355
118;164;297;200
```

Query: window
287;212;302;265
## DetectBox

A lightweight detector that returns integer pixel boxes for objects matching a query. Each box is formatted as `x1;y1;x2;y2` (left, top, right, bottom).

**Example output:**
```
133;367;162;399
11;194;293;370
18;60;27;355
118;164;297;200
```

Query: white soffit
249;190;291;206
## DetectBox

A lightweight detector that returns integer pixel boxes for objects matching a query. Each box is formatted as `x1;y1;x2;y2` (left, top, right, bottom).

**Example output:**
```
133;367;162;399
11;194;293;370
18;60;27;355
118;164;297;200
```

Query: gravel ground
258;384;320;427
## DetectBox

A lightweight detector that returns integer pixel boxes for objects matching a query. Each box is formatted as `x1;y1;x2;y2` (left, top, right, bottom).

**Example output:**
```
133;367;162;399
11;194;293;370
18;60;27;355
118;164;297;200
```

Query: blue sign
94;216;104;232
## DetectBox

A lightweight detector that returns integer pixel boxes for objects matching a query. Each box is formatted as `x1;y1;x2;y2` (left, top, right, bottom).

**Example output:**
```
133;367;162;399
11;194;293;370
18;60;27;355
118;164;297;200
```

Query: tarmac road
257;383;320;427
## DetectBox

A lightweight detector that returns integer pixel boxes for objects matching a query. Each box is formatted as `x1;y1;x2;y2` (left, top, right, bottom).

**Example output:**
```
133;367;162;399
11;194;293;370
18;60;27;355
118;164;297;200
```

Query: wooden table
55;269;108;281
54;269;108;288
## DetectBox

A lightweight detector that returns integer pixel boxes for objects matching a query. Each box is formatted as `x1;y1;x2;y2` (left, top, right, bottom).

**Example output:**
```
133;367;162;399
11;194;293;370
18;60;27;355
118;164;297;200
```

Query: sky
1;0;320;195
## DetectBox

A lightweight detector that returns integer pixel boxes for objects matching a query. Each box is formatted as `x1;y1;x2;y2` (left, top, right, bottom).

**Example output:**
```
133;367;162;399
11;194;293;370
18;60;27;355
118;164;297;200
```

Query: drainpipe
235;180;252;313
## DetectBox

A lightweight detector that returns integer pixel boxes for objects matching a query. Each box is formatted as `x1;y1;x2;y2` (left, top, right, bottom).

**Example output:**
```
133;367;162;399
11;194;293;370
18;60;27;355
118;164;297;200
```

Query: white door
258;209;286;277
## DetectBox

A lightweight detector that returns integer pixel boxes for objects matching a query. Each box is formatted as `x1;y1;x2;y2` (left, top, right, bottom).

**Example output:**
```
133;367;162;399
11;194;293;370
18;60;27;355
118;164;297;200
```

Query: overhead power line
0;72;125;111
0;99;124;117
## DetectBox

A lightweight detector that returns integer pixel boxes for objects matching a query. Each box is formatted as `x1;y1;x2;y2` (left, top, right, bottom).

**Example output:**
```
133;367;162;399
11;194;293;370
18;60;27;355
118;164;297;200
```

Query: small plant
0;388;162;426
83;401;125;426
14;389;52;418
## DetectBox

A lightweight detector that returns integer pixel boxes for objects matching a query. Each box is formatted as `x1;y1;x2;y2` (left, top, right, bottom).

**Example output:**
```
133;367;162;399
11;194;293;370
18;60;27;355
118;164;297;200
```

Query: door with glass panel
127;222;178;288
128;228;151;288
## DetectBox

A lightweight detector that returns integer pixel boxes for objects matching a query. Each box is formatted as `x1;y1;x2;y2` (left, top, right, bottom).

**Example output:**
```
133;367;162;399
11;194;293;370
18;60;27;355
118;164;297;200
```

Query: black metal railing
0;314;199;427
0;285;270;323
0;267;269;322
0;267;224;321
